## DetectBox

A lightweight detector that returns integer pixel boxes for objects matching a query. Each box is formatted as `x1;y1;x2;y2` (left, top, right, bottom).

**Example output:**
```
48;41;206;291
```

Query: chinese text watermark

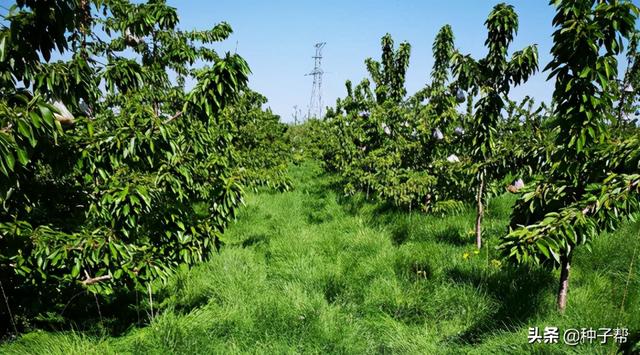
528;327;628;346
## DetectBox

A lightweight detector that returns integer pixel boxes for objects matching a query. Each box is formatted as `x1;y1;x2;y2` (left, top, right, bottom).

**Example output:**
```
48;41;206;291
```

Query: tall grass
1;161;638;354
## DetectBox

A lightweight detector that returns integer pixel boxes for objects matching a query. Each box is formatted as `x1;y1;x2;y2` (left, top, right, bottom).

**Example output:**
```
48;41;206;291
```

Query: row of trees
0;0;292;333
306;0;640;312
317;4;552;243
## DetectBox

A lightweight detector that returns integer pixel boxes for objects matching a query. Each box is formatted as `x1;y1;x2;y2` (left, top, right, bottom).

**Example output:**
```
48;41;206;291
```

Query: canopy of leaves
0;0;292;330
308;23;547;215
499;0;640;268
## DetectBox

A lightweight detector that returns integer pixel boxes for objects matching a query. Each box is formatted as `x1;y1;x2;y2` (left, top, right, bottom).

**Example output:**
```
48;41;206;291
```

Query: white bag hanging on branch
124;28;144;46
446;154;460;163
514;178;524;189
382;122;391;135
507;178;525;193
433;128;443;140
79;99;93;118
52;100;75;126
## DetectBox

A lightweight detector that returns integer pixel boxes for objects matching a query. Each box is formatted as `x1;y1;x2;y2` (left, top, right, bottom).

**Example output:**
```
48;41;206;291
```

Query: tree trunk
475;173;485;249
557;254;571;313
616;94;625;128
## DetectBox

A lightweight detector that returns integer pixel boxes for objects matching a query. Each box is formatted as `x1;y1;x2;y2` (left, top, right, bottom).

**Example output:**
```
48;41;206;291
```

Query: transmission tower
292;105;302;125
306;42;326;120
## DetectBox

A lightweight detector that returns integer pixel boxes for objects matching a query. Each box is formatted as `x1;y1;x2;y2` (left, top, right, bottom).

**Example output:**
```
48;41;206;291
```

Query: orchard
1;0;639;353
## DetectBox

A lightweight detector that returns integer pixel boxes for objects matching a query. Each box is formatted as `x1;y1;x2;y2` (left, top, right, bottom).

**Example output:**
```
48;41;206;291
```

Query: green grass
2;161;639;354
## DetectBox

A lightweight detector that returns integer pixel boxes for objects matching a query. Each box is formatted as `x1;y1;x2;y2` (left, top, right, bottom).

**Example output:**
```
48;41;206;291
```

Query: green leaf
5;151;15;171
17;119;31;141
71;261;81;278
38;104;54;126
0;35;6;62
549;248;561;265
16;148;29;166
29;112;42;129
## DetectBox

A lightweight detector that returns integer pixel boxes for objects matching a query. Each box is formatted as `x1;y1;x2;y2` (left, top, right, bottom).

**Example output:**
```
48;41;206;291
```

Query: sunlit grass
1;160;638;354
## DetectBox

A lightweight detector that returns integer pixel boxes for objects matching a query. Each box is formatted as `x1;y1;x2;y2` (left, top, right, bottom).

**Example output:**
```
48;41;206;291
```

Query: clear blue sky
169;0;560;122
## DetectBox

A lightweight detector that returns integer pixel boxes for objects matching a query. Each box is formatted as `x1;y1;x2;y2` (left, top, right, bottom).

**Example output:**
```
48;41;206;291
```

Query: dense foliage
311;5;550;221
225;90;292;192
0;0;292;333
498;0;640;312
316;30;470;214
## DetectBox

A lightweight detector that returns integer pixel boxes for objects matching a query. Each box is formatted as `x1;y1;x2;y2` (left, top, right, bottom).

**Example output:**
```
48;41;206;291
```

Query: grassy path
2;161;639;354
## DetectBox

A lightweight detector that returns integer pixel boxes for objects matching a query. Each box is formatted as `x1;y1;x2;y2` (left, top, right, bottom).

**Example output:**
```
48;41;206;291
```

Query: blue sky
169;0;559;122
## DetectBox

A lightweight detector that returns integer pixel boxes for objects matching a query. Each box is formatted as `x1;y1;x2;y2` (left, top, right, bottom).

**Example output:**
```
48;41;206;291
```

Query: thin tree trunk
0;280;18;334
616;93;626;129
475;172;485;249
557;254;571;313
148;283;154;320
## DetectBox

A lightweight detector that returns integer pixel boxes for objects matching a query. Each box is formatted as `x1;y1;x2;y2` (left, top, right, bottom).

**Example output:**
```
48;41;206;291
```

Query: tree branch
0;124;13;134
81;270;112;285
163;111;182;124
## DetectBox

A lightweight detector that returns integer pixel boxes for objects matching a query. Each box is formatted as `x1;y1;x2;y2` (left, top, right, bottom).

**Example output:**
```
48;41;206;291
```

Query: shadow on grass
446;265;555;345
240;233;270;248
305;197;335;224
378;211;471;247
394;258;433;283
326;182;392;219
295;173;347;225
323;274;347;304
371;201;403;220
335;193;369;217
389;222;411;245
298;171;342;199
433;228;470;246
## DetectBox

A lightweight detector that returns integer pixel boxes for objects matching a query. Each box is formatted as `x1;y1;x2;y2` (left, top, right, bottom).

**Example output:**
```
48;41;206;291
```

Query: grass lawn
1;161;639;354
